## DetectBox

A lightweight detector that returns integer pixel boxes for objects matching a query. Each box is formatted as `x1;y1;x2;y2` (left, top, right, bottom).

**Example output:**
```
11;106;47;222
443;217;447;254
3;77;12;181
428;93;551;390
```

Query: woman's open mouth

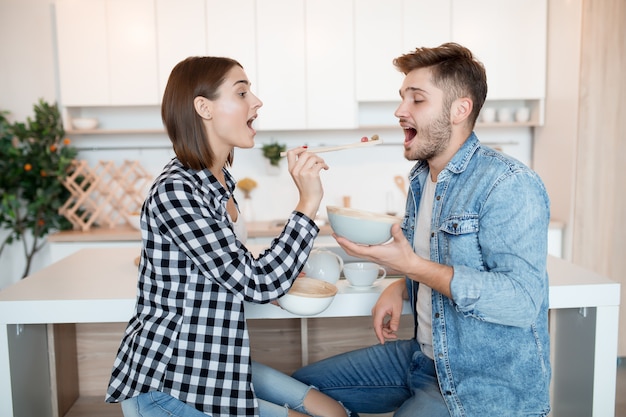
247;115;257;134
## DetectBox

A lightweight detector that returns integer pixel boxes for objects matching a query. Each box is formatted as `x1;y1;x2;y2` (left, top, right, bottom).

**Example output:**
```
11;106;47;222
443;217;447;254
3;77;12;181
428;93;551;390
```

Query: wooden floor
64;397;121;417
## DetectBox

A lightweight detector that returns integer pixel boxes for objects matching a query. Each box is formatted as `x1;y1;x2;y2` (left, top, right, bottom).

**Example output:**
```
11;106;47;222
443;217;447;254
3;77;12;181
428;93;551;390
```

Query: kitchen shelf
360;121;539;130
66;129;165;135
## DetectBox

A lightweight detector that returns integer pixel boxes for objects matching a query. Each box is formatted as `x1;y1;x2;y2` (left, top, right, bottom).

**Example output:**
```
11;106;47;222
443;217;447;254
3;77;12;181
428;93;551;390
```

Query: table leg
301;318;309;366
0;324;15;416
592;305;618;417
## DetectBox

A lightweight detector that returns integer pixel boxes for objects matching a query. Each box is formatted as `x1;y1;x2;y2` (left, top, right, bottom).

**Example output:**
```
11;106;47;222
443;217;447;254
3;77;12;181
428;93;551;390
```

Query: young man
293;43;551;417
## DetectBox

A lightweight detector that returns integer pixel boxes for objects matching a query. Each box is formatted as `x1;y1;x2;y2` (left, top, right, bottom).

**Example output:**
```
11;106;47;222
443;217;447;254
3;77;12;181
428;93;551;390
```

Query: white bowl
278;277;338;316
71;117;99;130
326;205;399;245
126;212;141;230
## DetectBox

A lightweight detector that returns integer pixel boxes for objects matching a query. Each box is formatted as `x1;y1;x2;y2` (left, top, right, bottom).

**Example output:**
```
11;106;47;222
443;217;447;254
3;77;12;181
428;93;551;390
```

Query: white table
0;247;620;417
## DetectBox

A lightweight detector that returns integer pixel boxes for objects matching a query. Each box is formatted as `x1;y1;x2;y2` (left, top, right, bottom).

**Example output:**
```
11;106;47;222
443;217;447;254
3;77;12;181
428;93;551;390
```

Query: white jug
303;248;344;284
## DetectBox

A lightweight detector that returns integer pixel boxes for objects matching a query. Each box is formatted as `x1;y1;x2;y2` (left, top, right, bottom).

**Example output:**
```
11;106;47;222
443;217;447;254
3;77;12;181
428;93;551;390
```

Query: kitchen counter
47;221;334;242
0;246;618;417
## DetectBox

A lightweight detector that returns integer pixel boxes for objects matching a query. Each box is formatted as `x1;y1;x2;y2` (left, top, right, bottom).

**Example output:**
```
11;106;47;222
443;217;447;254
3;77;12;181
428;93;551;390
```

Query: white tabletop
0;247;619;325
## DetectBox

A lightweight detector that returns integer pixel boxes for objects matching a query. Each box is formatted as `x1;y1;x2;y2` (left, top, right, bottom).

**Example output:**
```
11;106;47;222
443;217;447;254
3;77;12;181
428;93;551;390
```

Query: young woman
106;56;347;417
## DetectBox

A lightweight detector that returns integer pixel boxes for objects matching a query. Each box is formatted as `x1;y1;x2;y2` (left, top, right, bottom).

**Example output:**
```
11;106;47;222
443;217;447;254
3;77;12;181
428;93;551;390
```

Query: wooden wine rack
59;160;152;231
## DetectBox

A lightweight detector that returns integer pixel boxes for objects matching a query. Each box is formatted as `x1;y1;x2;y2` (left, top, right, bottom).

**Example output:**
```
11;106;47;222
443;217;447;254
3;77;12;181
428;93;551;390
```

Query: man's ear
193;96;212;120
451;97;473;125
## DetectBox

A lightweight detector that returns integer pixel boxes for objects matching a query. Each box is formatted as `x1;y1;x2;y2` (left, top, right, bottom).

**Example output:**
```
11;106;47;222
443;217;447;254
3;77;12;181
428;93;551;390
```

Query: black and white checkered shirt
106;158;318;416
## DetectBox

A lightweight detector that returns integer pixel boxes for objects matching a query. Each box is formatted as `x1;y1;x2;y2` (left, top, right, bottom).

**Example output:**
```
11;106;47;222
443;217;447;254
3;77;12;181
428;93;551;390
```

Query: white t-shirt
231;210;248;244
415;173;437;359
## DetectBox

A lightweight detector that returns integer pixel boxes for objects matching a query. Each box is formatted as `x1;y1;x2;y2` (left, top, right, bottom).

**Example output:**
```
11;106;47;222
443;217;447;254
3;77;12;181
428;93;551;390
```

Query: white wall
0;0;60;289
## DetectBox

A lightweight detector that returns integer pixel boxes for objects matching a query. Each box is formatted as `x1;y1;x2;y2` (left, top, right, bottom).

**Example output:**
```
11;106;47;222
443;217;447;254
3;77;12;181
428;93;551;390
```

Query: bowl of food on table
277;277;338;316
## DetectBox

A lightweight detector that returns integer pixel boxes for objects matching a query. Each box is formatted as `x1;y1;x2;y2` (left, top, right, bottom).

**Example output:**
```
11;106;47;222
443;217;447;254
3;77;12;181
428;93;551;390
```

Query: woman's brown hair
161;56;242;170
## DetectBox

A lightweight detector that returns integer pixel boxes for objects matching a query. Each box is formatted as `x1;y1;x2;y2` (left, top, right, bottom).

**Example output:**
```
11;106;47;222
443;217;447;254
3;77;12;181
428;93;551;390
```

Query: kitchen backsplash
72;126;532;223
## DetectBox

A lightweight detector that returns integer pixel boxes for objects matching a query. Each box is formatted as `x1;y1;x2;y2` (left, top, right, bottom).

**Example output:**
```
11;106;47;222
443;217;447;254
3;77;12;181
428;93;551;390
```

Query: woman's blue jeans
120;361;312;417
292;339;449;417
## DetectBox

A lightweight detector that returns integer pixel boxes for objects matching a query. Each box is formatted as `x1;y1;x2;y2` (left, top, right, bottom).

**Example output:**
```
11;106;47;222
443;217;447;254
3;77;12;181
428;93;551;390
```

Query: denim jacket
402;133;551;416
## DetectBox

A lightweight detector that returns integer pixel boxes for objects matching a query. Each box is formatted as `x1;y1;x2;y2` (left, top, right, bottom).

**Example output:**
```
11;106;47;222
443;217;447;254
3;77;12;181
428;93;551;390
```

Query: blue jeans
292;339;449;417
120;362;312;417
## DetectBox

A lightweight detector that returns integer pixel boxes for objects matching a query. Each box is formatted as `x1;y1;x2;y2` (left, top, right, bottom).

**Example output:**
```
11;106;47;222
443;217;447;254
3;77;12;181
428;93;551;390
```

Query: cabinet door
56;0;110;106
306;0;357;129
156;0;207;100
354;0;404;102
107;0;159;105
205;0;257;90
452;0;547;100
255;0;306;130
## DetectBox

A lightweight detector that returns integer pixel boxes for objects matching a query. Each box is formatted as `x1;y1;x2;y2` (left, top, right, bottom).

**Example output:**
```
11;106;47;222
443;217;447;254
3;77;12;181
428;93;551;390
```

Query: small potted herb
261;141;286;167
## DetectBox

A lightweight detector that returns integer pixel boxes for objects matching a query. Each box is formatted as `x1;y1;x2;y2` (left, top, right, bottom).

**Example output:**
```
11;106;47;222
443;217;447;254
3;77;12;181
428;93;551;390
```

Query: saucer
348;283;377;290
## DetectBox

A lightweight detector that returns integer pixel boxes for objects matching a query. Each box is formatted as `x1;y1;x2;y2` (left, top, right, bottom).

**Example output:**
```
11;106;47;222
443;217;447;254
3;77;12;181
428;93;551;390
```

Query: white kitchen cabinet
305;0;357;129
255;0;307;130
403;0;451;50
156;0;207;99
451;0;547;100
257;0;357;130
56;0;159;106
354;0;404;102
107;0;159;105
55;0;110;106
355;0;451;103
205;0;257;89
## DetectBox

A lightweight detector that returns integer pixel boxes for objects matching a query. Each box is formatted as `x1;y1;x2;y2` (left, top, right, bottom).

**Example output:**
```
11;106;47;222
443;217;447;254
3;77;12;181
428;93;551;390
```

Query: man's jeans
120;361;312;417
292;339;449;417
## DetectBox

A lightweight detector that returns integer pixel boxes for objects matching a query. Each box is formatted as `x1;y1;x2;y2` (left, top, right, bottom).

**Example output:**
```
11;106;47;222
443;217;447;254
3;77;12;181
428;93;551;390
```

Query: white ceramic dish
71;117;99;130
278;277;338;316
343;262;386;287
126;212;141;230
326;205;399;245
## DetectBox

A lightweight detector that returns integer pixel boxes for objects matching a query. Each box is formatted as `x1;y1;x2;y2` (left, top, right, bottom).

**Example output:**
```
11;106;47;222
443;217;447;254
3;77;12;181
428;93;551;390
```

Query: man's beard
405;107;452;161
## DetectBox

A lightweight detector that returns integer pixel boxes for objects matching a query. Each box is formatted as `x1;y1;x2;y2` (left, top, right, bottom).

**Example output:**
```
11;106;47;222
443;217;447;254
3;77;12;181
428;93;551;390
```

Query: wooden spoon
394;175;407;197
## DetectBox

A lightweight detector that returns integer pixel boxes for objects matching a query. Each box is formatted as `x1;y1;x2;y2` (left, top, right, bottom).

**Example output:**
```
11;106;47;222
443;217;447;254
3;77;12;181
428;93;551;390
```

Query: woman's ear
194;96;212;120
451;97;473;125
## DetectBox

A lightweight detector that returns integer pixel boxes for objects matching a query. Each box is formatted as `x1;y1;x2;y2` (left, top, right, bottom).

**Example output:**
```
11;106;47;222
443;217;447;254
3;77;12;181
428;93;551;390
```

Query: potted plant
0;99;78;278
261;141;286;167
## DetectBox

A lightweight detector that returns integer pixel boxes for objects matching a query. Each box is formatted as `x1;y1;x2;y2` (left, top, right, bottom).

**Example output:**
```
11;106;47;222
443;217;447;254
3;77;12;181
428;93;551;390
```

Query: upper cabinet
255;0;356;130
205;0;257;93
56;0;159;106
255;0;307;130
56;0;109;106
155;0;207;100
305;0;357;130
354;0;405;102
55;0;547;129
355;0;452;102
451;0;547;100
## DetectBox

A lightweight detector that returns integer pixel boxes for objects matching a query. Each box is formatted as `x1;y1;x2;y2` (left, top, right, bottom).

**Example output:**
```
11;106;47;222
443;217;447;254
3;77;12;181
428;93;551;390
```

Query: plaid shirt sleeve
106;159;319;416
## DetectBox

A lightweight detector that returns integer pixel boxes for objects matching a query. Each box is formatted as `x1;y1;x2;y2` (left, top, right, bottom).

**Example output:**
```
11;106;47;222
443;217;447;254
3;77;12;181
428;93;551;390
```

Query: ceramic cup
343;262;386;287
481;107;496;123
497;108;513;123
303;248;344;284
515;107;531;122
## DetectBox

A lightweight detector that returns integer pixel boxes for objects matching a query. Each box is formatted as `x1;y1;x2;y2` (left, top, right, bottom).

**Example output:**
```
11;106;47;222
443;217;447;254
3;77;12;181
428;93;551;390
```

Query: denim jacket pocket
439;215;479;235
438;215;483;268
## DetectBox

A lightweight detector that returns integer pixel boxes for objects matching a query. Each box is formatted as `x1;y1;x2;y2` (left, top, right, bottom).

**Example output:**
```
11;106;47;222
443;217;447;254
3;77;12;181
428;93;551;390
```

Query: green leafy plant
0;99;78;278
261;141;287;167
